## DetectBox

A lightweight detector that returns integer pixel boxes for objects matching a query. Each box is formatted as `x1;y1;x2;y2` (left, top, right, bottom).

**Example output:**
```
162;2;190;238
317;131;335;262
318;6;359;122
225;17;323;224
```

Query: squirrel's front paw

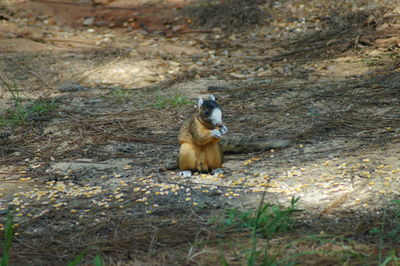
220;125;228;135
211;129;223;138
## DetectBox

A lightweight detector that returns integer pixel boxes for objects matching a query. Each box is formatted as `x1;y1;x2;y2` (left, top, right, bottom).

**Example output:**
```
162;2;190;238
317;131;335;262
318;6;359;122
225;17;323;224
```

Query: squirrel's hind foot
179;170;192;178
212;168;225;175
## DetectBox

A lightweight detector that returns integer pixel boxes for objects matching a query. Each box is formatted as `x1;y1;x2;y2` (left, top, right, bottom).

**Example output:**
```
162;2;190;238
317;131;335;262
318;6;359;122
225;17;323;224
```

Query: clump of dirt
183;0;269;31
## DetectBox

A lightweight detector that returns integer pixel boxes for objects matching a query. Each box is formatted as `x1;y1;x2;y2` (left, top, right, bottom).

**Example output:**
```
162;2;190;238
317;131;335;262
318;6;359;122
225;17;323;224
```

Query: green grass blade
67;250;89;266
93;254;104;266
379;250;399;266
1;210;14;266
248;191;266;266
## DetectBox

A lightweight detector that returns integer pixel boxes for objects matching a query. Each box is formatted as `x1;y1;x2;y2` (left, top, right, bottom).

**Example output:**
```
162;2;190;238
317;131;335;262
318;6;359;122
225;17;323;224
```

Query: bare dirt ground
1;0;400;265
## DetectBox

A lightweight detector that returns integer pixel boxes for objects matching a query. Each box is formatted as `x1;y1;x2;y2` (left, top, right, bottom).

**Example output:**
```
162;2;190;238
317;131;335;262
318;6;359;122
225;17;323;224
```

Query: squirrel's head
197;95;223;128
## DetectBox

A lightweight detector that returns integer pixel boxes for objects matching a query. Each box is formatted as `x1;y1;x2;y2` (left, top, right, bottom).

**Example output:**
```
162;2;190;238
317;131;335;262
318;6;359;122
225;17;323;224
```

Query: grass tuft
152;93;194;108
0;76;57;126
218;196;300;239
210;196;300;265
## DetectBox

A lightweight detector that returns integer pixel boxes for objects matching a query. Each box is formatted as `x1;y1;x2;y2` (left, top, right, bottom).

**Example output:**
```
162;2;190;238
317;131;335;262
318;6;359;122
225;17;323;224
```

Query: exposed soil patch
1;0;400;265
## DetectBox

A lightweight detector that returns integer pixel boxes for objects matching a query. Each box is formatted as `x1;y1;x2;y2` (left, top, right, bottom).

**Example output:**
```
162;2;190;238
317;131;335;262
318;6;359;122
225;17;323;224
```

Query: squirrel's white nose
211;108;222;126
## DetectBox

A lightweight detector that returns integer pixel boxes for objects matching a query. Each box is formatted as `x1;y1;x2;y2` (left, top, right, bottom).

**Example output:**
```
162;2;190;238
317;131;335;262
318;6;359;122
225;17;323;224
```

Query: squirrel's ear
209;94;216;101
197;97;203;109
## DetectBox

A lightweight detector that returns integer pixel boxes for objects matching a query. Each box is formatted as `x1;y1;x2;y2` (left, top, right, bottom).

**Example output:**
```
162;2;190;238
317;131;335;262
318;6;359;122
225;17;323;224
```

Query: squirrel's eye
204;110;210;115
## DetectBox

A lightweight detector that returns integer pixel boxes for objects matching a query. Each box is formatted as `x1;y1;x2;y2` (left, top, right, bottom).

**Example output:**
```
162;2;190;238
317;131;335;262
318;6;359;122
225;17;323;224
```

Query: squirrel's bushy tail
221;138;291;154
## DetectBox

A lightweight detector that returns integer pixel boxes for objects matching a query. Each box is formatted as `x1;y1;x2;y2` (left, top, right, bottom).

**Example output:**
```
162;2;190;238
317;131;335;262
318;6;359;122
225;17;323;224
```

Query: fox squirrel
178;95;290;177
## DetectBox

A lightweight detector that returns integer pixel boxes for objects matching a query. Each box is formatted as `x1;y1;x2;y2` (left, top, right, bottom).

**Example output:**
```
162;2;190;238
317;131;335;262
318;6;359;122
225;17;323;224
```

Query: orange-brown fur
178;113;223;172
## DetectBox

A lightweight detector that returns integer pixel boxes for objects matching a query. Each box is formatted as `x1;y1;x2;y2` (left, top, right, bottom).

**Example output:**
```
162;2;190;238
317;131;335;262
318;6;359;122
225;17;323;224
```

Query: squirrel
178;95;291;177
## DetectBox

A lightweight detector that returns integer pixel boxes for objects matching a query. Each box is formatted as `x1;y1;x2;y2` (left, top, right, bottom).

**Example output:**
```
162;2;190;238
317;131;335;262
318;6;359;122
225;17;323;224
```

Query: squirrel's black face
197;98;223;128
